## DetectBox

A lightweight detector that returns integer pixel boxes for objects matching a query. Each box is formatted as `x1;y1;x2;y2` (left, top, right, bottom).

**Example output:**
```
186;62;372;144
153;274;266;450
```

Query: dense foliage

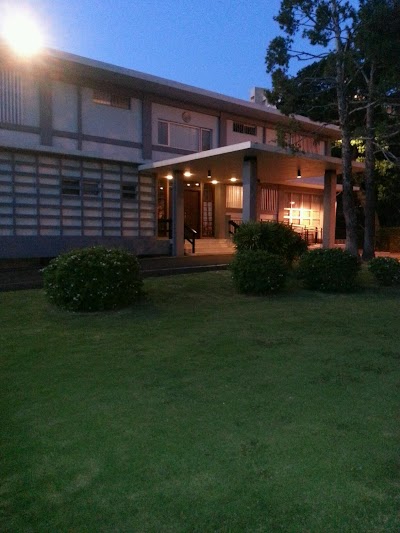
233;221;307;264
297;248;360;292
230;250;287;295
43;246;143;312
368;256;400;286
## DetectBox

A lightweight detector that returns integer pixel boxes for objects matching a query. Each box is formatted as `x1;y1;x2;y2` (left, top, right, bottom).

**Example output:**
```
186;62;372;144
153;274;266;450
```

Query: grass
1;270;399;532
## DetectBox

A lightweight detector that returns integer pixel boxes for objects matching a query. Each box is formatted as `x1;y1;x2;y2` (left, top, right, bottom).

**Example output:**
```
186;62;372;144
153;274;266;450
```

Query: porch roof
139;142;365;190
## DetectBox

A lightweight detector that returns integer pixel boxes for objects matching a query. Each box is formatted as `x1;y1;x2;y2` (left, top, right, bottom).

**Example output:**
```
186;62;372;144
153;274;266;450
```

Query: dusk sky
2;0;306;101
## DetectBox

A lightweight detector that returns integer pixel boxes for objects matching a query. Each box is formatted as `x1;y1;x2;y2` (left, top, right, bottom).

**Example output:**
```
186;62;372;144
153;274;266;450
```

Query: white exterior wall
52;81;78;132
225;119;263;145
21;74;40;127
0;130;41;147
81;141;143;162
81;88;141;142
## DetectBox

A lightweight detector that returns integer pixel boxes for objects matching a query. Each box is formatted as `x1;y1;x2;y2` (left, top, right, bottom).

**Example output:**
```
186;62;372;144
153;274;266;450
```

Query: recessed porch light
195;182;200;186
184;171;192;177
166;174;173;180
230;177;237;182
211;180;218;185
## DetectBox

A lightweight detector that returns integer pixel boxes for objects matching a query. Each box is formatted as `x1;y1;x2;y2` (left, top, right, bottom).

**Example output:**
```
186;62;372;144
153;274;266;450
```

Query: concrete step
185;238;235;255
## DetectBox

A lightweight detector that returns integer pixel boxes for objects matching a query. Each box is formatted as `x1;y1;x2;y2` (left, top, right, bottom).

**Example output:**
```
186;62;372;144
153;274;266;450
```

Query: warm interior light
211;180;218;185
159;186;164;190
230;177;237;182
166;174;173;180
207;170;211;179
1;8;44;56
297;168;302;179
186;183;191;187
184;171;192;178
195;182;200;187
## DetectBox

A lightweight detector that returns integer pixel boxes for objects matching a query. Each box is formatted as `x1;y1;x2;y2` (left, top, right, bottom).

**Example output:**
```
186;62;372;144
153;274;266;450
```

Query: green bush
233;221;308;264
297;248;360;292
43;246;143;312
230;250;288;295
368;256;400;286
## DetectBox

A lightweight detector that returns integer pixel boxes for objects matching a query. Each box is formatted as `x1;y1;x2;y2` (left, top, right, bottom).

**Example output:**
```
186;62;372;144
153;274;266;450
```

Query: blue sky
7;0;307;100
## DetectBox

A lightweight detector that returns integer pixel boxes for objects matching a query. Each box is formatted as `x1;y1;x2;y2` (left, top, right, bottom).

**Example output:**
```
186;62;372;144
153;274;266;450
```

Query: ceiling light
184;171;192;177
195;182;200;186
166;174;173;180
211;180;218;185
207;170;211;179
230;177;237;182
187;183;191;187
159;186;164;190
297;168;302;179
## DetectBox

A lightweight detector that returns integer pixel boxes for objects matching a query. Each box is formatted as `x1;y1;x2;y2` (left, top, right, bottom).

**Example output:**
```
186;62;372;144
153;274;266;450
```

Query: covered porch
139;142;364;256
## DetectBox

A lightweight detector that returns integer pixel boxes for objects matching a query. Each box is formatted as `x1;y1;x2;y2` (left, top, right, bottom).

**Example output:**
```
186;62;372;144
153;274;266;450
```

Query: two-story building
0;42;364;259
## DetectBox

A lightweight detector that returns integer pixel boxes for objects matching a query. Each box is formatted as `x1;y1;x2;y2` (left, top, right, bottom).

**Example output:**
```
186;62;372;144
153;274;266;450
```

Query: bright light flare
2;8;44;56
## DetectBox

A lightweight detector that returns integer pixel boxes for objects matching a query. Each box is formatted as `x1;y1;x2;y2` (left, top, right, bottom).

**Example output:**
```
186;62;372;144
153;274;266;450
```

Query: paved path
0;254;235;292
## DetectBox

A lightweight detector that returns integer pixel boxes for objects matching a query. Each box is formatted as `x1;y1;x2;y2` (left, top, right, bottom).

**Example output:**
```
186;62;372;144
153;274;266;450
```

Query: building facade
0;43;364;259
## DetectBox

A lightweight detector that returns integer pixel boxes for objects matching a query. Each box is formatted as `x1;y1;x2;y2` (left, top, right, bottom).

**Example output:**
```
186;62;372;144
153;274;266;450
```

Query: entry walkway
0;254;235;292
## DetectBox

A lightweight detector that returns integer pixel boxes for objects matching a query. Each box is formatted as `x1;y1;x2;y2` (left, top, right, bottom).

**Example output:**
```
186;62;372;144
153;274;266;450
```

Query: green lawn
1;271;399;532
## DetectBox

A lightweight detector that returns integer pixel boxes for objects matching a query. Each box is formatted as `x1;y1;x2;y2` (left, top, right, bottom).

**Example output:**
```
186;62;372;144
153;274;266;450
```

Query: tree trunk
362;67;376;260
331;0;359;256
342;130;359;256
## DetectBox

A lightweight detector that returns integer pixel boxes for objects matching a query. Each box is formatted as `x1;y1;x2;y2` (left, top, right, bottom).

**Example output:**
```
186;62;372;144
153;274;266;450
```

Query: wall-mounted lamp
297;168;302;179
207;170;212;179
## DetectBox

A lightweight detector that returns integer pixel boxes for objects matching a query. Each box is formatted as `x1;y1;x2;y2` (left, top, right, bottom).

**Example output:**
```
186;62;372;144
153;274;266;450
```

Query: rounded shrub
297;248;360;292
42;246;143;312
230;250;288;295
368;256;400;286
233;221;308;264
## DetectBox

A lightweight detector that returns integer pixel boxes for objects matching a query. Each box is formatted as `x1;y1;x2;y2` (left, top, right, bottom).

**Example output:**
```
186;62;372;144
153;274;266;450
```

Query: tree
266;0;400;258
266;0;360;256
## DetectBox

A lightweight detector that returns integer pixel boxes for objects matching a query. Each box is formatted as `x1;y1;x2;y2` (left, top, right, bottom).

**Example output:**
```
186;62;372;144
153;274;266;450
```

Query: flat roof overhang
139;142;365;190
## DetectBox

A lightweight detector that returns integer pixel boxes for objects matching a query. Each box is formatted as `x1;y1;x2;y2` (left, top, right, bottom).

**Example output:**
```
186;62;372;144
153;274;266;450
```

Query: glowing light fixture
195;182;200;187
159;186;164;190
1;8;44;56
230;177;237;182
186;183;191;187
207;170;211;179
297;168;302;179
211;179;218;185
184;171;192;177
166;174;173;180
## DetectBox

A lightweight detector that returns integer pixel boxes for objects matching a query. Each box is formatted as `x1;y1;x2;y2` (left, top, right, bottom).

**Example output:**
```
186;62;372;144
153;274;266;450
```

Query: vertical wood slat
0;70;23;124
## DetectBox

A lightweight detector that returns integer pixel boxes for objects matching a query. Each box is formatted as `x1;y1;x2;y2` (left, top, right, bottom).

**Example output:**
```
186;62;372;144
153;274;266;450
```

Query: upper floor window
0;70;23;125
232;122;257;136
158;120;212;152
122;183;137;200
61;177;100;196
92;89;130;110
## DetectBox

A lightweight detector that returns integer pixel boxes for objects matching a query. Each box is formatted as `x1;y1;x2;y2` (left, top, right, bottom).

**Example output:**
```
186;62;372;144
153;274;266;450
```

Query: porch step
185;238;235;255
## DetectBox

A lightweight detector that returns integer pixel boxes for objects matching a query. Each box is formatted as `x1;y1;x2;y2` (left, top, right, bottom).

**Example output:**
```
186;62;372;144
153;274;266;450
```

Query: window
82;179;100;196
0;70;23;124
61;178;80;196
233;122;257;136
157;120;212;152
122;183;137;200
226;186;243;208
283;192;322;227
92;89;130;110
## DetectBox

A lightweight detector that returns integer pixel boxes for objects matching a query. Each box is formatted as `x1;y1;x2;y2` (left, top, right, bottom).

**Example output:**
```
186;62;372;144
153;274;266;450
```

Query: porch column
214;183;227;238
242;157;258;222
172;170;185;256
322;169;337;248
